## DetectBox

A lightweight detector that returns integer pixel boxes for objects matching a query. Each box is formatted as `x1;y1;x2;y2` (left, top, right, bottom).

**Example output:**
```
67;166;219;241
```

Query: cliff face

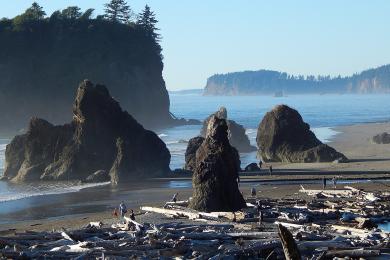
204;65;390;95
0;18;173;133
3;80;171;183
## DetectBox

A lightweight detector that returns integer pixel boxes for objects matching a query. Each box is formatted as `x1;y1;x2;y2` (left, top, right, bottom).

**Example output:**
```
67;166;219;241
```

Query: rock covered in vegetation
0;9;186;133
189;116;246;212
200;107;256;152
184;136;204;171
3;80;170;183
372;132;390;144
257;105;347;163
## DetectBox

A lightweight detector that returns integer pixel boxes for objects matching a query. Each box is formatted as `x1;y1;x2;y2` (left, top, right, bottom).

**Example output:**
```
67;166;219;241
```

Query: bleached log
163;200;189;207
274;221;303;229
226;231;278;238
88;222;103;228
298;239;349;250
325;249;380;258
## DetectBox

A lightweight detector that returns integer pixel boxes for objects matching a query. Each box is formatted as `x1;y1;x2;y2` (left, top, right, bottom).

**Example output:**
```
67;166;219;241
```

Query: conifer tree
24;2;46;20
104;0;132;23
136;5;160;41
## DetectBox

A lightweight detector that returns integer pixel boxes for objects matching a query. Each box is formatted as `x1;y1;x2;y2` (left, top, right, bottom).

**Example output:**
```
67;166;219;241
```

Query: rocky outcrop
200;107;256;152
244;163;260;172
3;80;171;183
189;116;246;212
184;136;204;171
0;16;195;134
372;132;390;144
257;105;347;163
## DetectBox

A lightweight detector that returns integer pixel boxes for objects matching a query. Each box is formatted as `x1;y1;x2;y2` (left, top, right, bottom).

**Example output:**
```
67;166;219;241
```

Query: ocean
0;93;389;220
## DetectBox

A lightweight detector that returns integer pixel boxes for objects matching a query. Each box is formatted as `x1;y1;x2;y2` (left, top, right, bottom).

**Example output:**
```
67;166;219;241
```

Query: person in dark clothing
130;209;135;221
323;177;327;190
172;193;178;202
258;160;263;169
269;165;273;176
251;187;256;197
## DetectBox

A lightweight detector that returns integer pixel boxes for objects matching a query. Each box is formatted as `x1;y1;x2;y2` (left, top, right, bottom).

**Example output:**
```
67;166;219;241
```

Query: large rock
372;132;390;144
184;136;205;171
200;107;256;152
257;105;347;163
3;80;171;183
189;116;246;212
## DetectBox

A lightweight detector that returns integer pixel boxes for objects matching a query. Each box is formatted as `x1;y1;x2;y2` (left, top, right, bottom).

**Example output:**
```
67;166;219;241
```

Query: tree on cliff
24;2;46;20
136;5;160;41
104;0;132;23
61;6;82;20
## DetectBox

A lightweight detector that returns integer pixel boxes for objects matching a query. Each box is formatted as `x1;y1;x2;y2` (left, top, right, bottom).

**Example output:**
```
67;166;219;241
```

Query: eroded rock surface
200;107;256;152
3;80;171;183
189;116;246;212
256;105;347;163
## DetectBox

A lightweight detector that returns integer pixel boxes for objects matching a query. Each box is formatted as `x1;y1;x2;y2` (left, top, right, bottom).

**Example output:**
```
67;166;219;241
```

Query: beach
0;120;389;233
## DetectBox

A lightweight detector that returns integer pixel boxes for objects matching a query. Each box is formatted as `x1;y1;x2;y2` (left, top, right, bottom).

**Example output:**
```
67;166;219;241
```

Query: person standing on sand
258;160;263;170
119;201;127;224
172;192;178;203
251;187;256;197
332;176;337;189
322;177;327;190
269;165;273;176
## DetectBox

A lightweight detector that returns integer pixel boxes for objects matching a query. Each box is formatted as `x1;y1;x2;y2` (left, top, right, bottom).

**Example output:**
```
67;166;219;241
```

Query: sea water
0;94;390;203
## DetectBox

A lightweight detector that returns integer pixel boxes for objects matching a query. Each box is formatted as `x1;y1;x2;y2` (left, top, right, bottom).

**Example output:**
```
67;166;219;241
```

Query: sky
1;1;390;90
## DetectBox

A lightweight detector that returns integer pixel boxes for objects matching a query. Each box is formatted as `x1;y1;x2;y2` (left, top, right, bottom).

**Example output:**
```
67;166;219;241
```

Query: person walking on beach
332;176;337;189
269;165;273;176
322;177;327;190
251;187;256;197
258;160;263;170
119;201;127;223
172;192;179;203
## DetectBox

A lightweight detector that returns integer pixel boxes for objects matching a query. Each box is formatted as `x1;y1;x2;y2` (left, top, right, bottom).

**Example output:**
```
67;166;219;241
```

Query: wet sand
1;121;390;232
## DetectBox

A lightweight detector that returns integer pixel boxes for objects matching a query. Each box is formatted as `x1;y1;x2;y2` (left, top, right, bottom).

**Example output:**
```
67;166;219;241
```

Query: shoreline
0;120;390;230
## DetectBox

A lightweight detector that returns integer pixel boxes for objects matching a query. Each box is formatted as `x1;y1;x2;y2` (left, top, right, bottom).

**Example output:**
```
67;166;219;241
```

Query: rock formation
244;163;260;172
189;116;246;212
3;80;171;183
184;136;204;171
200;107;256;152
372;132;390;144
257;105;347;163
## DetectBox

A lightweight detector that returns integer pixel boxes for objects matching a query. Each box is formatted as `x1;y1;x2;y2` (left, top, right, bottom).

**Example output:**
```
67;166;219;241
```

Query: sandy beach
1;121;390;233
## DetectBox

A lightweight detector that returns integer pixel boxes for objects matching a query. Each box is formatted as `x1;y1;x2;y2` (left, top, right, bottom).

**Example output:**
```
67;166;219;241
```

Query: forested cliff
0;2;175;133
204;65;390;95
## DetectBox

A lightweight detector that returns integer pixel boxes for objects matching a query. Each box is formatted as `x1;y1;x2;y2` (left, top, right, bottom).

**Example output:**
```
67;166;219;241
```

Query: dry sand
1;121;390;233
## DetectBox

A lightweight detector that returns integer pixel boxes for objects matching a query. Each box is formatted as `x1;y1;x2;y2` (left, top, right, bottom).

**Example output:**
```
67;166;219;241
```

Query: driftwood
326;248;380;258
278;224;301;260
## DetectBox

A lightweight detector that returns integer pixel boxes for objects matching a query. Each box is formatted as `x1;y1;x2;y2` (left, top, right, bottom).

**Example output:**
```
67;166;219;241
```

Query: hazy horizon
1;0;390;90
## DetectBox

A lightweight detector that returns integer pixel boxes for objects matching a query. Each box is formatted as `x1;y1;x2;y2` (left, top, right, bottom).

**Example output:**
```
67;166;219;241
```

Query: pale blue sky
1;1;390;90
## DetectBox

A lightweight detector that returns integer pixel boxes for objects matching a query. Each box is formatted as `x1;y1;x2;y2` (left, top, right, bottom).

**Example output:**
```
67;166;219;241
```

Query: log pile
2;185;390;259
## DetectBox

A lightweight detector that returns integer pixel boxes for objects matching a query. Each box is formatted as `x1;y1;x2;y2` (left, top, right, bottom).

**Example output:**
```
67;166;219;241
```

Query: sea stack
3;80;171;183
200;107;256;153
184;136;205;171
257;105;347;163
189;115;246;212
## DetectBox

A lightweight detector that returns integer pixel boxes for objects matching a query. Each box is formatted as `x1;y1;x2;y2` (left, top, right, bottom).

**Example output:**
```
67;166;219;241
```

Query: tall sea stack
189;116;246;212
3;80;171;183
257;105;347;163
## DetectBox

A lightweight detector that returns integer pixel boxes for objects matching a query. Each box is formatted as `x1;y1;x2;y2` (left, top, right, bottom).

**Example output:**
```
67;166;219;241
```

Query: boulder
244;163;260;172
372;132;390;144
200;107;256;153
257;105;347;163
184;136;205;171
189;115;246;212
3;80;171;183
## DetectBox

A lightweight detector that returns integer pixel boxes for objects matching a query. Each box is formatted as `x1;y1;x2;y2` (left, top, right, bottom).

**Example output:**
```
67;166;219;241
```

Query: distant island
169;89;203;95
0;2;181;134
204;64;390;95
